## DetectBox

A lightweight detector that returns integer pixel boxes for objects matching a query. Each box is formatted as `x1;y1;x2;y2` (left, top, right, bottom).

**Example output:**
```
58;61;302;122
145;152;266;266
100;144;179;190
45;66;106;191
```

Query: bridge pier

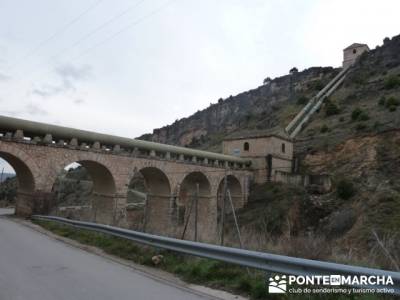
142;193;175;236
15;191;55;217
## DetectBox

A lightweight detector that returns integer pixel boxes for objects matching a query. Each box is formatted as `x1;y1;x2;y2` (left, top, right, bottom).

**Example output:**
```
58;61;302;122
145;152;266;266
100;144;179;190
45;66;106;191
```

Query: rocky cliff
140;34;400;155
140;66;339;151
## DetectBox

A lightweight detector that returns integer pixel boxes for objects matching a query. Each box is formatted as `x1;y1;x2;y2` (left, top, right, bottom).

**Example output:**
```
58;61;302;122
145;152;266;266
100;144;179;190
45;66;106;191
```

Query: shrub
383;37;390;44
359;112;370;121
351;72;368;85
351;108;369;122
389;106;397;112
251;281;268;299
351;108;362;121
339;117;345;122
326;209;356;236
385;97;399;108
373;121;382;129
325;100;340;116
384;75;400;90
378;97;386;106
263;77;271;85
320;124;329;133
336;179;356;200
346;93;357;101
296;96;309;105
355;123;367;131
312;80;324;91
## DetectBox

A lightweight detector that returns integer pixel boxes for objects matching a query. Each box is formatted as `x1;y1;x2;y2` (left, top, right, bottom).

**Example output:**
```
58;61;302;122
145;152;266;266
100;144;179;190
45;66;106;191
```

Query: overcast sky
1;0;400;173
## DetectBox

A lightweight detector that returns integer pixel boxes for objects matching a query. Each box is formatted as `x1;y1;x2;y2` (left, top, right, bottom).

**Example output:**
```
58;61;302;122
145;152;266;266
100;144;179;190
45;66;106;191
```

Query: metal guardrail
32;215;400;295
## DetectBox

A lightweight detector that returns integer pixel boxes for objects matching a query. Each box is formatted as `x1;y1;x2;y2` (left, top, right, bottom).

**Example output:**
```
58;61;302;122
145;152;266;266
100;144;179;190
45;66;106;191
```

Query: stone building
343;43;369;68
222;130;293;183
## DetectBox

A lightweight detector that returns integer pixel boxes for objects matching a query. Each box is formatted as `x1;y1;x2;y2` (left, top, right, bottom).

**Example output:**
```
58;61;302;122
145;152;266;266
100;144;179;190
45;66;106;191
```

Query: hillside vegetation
140;34;400;271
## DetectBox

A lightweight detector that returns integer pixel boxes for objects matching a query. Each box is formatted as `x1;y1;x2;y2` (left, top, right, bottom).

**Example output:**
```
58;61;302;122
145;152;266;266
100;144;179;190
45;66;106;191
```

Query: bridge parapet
0;115;252;171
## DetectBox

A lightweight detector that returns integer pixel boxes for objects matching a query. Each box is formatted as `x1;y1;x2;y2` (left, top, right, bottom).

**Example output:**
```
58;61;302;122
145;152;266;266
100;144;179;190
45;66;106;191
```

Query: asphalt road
0;209;211;300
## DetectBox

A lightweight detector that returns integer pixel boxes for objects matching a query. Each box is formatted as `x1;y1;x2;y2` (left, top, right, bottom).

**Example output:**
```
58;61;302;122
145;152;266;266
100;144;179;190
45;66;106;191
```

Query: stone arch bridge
0;115;252;242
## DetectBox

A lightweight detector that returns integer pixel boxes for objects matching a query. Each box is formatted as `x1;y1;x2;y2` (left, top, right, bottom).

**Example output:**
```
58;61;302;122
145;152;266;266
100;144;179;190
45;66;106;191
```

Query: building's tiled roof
343;43;369;51
223;127;291;142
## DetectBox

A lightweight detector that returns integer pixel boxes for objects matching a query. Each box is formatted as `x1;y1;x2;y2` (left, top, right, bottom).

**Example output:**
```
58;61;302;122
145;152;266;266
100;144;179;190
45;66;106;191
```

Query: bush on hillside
324;99;340;116
385;97;399;108
355;123;367;131
351;107;369;121
336;178;356;200
384;97;399;112
359;112;370;121
320;124;329;133
312;80;324;91
296;96;309;105
384;75;400;90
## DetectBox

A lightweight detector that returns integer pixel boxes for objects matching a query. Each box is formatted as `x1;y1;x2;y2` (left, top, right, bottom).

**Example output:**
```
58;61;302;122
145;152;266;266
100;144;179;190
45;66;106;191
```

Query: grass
33;219;396;300
33;219;268;299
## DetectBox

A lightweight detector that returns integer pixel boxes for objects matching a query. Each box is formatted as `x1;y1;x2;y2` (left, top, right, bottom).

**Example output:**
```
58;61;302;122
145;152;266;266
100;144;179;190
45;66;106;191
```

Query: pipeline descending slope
0;115;250;165
285;66;350;138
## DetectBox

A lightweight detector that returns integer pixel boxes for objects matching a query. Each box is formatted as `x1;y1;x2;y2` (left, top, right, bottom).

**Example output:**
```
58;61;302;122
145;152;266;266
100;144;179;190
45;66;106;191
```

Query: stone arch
178;171;213;241
179;171;211;204
52;158;117;225
0;152;35;193
0;143;41;192
0;144;42;216
137;167;171;195
126;167;172;234
50;152;117;195
217;174;243;213
77;160;116;195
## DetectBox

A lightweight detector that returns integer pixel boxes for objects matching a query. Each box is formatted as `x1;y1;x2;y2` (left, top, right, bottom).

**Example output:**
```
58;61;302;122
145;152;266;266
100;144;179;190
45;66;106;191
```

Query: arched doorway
178;172;212;241
126;167;171;234
0;153;35;216
51;160;116;224
0;159;17;214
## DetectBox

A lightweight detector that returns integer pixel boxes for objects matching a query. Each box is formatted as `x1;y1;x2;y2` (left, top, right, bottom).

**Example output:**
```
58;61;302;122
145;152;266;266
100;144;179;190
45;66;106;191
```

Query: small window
352;48;357;54
244;142;249;151
281;143;286;153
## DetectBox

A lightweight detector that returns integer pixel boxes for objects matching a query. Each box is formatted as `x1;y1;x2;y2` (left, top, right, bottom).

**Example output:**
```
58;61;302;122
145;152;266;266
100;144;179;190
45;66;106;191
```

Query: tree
263;77;272;85
383;37;390;45
290;67;298;74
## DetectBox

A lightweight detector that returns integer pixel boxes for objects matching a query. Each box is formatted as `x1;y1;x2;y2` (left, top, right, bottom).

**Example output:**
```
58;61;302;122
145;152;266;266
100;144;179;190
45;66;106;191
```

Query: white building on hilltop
343;43;370;68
